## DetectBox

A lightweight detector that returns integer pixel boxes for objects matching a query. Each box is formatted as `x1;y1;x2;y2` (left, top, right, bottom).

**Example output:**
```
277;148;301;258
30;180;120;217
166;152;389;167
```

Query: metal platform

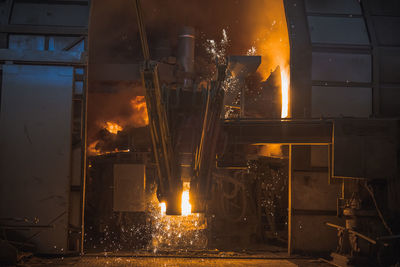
222;119;333;145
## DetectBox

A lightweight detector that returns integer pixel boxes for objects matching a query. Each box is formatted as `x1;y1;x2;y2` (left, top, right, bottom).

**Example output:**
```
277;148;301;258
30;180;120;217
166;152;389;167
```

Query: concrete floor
21;256;333;267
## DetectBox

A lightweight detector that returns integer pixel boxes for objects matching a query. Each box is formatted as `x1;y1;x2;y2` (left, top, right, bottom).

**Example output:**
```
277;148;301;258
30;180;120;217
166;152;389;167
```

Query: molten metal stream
160;202;166;216
280;67;289;118
181;182;192;216
181;190;192;216
159;187;191;216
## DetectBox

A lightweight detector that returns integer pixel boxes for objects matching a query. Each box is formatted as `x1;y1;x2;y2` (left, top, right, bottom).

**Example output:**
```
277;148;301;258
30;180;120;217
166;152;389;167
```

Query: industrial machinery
134;0;228;215
2;1;400;265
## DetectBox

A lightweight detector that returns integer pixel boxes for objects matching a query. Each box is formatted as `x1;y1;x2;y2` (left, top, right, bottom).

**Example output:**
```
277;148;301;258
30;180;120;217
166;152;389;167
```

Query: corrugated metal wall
0;0;90;254
284;0;400;253
286;0;400;119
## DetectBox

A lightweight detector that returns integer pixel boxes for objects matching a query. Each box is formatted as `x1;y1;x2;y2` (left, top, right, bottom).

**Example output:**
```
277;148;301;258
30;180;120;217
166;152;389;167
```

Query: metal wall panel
49;37;85;52
333;119;399;179
372;17;400;46
9;35;45;50
310;146;329;167
380;87;400;116
113;164;146;212
293;172;341;211
292;215;343;252
0;64;74;253
367;0;400;16
379;47;400;83
308;16;369;45
10;2;89;27
312;52;371;83
290;146;344;253
305;0;361;15
71;147;82;186
312;86;372;117
285;0;313;118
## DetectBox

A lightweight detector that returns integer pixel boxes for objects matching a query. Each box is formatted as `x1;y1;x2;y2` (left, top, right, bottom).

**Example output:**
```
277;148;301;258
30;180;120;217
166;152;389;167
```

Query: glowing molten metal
181;190;192;216
280;67;289;118
249;0;290;119
160;202;166;216
181;182;192;216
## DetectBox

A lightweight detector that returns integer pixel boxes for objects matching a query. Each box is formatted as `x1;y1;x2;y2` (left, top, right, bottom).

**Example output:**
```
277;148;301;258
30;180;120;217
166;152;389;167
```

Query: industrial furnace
1;1;400;266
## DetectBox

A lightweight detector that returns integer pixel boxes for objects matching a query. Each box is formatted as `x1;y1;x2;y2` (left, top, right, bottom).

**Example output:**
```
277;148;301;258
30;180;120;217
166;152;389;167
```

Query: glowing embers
280;66;290;118
181;182;192;216
105;121;122;134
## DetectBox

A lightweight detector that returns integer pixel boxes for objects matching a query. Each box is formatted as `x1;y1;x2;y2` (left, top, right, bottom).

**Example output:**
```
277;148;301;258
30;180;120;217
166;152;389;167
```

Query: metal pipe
177;26;195;74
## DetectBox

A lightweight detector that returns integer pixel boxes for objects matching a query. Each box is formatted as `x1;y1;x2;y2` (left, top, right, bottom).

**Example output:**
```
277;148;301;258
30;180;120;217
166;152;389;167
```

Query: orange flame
280;66;290;118
105;121;122;134
250;0;290;118
181;182;192;216
159;202;167;216
88;140;100;155
130;95;149;127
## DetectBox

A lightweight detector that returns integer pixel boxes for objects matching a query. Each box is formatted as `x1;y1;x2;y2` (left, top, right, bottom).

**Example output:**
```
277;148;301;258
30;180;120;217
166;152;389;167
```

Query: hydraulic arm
134;0;182;214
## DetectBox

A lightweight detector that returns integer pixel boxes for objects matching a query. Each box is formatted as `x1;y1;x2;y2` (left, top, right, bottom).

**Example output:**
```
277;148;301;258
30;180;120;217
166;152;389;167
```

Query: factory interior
0;0;400;266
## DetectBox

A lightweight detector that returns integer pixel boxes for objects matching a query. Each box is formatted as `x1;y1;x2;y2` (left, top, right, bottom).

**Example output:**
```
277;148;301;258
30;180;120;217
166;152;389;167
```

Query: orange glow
149;190;206;250
105;121;122;134
280;66;290;118
87;140;100;156
258;144;283;158
181;182;192;216
130;95;149;126
249;0;290;118
160;202;166;216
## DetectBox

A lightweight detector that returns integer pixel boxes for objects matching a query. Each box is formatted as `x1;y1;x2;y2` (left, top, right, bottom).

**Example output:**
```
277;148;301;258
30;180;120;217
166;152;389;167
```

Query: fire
149;190;206;250
157;183;192;217
181;182;192;216
130;95;149;126
160;202;166;216
280;66;290;118
249;0;290;118
88;140;100;155
105;121;122;134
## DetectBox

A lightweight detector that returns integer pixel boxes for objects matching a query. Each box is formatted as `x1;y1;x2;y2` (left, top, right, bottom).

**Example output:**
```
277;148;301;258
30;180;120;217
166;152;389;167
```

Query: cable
363;182;393;235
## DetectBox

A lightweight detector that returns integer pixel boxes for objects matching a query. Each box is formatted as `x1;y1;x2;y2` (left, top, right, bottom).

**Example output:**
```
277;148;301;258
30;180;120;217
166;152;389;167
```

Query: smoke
89;0;289;66
87;81;147;143
87;0;291;140
246;0;290;79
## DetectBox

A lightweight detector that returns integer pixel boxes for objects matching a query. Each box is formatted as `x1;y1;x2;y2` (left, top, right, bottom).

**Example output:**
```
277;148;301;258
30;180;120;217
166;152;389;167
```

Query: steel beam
0;24;87;36
0;48;86;65
223;119;333;145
